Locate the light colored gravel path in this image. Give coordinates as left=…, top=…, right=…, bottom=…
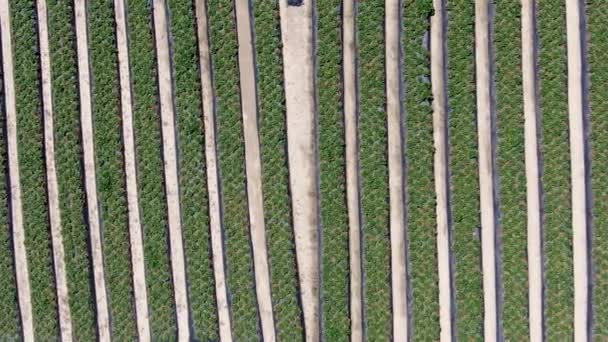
left=113, top=0, right=151, bottom=339
left=36, top=0, right=73, bottom=339
left=73, top=1, right=111, bottom=339
left=342, top=1, right=363, bottom=341
left=430, top=0, right=454, bottom=340
left=234, top=1, right=276, bottom=341
left=565, top=1, right=590, bottom=340
left=278, top=1, right=321, bottom=340
left=0, top=1, right=33, bottom=340
left=474, top=1, right=499, bottom=340
left=151, top=1, right=190, bottom=339
left=194, top=0, right=232, bottom=340
left=521, top=1, right=543, bottom=341
left=385, top=0, right=408, bottom=340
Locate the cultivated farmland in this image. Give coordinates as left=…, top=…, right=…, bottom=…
left=0, top=0, right=603, bottom=341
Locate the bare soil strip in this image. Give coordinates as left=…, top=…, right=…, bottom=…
left=474, top=0, right=499, bottom=340
left=0, top=0, right=34, bottom=339
left=73, top=1, right=111, bottom=339
left=234, top=1, right=276, bottom=340
left=278, top=1, right=321, bottom=340
left=343, top=0, right=363, bottom=340
left=431, top=0, right=454, bottom=340
left=565, top=1, right=590, bottom=340
left=194, top=0, right=233, bottom=340
left=36, top=0, right=73, bottom=339
left=521, top=1, right=543, bottom=340
left=385, top=0, right=408, bottom=339
left=150, top=1, right=190, bottom=339
left=113, top=0, right=151, bottom=339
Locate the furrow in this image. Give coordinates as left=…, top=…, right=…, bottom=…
left=430, top=0, right=455, bottom=339
left=474, top=0, right=500, bottom=340
left=385, top=0, right=408, bottom=340
left=565, top=1, right=590, bottom=340
left=342, top=0, right=363, bottom=340
left=521, top=1, right=543, bottom=340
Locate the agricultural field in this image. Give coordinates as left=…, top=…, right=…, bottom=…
left=0, top=0, right=603, bottom=341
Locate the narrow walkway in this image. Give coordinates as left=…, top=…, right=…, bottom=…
left=342, top=1, right=363, bottom=341
left=385, top=0, right=408, bottom=340
left=279, top=1, right=321, bottom=340
left=474, top=1, right=499, bottom=340
left=565, top=1, right=590, bottom=340
left=431, top=0, right=454, bottom=340
left=521, top=1, right=543, bottom=340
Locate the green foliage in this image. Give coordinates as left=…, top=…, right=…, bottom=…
left=89, top=0, right=136, bottom=338
left=403, top=1, right=439, bottom=339
left=48, top=0, right=97, bottom=338
left=0, top=14, right=20, bottom=339
left=254, top=1, right=304, bottom=340
left=589, top=0, right=608, bottom=339
left=168, top=0, right=219, bottom=339
left=494, top=1, right=528, bottom=339
left=11, top=0, right=58, bottom=338
left=127, top=0, right=176, bottom=338
left=446, top=0, right=483, bottom=339
left=537, top=1, right=573, bottom=339
left=358, top=0, right=392, bottom=338
left=207, top=1, right=260, bottom=339
left=317, top=0, right=350, bottom=340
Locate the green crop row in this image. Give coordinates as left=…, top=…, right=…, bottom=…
left=494, top=1, right=528, bottom=339
left=128, top=0, right=175, bottom=338
left=318, top=0, right=350, bottom=340
left=254, top=1, right=304, bottom=340
left=48, top=0, right=97, bottom=338
left=207, top=1, right=260, bottom=339
left=537, top=1, right=573, bottom=339
left=446, top=0, right=484, bottom=339
left=403, top=0, right=439, bottom=339
left=589, top=0, right=608, bottom=339
left=169, top=0, right=219, bottom=339
left=358, top=0, right=392, bottom=338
